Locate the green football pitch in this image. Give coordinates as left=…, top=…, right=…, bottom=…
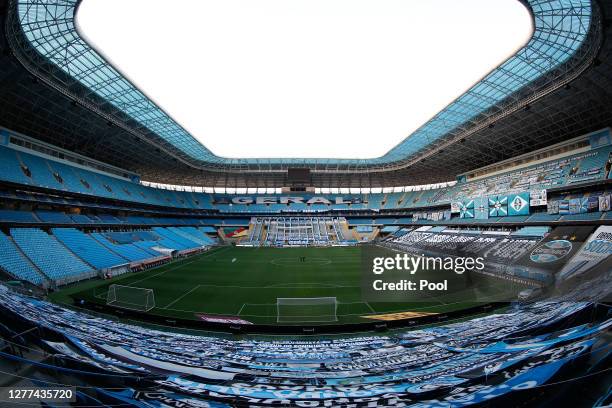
left=55, top=246, right=523, bottom=325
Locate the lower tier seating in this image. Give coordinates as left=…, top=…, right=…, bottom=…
left=52, top=228, right=128, bottom=269
left=0, top=274, right=608, bottom=407
left=0, top=231, right=46, bottom=285
left=1, top=226, right=216, bottom=286
left=10, top=228, right=94, bottom=283
left=90, top=233, right=155, bottom=262
left=247, top=217, right=351, bottom=246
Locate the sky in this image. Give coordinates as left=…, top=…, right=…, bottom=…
left=76, top=0, right=532, bottom=160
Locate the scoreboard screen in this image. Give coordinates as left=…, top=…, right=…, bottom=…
left=287, top=168, right=311, bottom=183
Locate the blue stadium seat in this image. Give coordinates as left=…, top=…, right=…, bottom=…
left=561, top=212, right=604, bottom=221
left=0, top=231, right=47, bottom=284
left=1, top=144, right=611, bottom=213
left=151, top=227, right=201, bottom=250
left=11, top=228, right=93, bottom=282
left=91, top=233, right=154, bottom=262
left=527, top=212, right=561, bottom=222
left=35, top=211, right=73, bottom=224
left=52, top=228, right=127, bottom=269
left=70, top=214, right=94, bottom=224
left=169, top=227, right=216, bottom=246
left=511, top=226, right=551, bottom=237
left=0, top=146, right=33, bottom=185
left=45, top=161, right=89, bottom=194
left=16, top=151, right=65, bottom=190
left=97, top=214, right=123, bottom=224
left=0, top=210, right=39, bottom=223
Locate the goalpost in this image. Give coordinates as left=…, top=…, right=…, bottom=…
left=106, top=284, right=156, bottom=312
left=276, top=297, right=338, bottom=323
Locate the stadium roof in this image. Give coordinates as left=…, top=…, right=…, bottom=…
left=0, top=0, right=611, bottom=188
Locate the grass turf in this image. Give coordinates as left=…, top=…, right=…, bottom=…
left=52, top=246, right=523, bottom=325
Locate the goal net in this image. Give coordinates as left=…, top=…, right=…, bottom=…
left=106, top=284, right=155, bottom=312
left=276, top=297, right=338, bottom=323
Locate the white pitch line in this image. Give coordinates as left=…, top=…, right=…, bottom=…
left=162, top=284, right=201, bottom=309
left=365, top=302, right=376, bottom=313
left=237, top=303, right=247, bottom=316
left=125, top=247, right=230, bottom=287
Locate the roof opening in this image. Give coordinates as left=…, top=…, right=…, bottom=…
left=77, top=0, right=532, bottom=159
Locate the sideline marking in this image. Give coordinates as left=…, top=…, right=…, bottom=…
left=123, top=247, right=231, bottom=287
left=162, top=284, right=202, bottom=309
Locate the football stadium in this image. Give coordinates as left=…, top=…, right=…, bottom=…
left=0, top=0, right=611, bottom=406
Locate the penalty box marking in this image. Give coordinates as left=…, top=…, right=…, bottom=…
left=93, top=247, right=232, bottom=299
left=162, top=284, right=202, bottom=310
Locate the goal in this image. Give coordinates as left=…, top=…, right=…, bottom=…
left=106, top=284, right=155, bottom=312
left=276, top=297, right=338, bottom=323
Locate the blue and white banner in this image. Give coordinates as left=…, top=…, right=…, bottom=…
left=512, top=226, right=595, bottom=278
left=443, top=321, right=609, bottom=354
left=547, top=200, right=559, bottom=215
left=474, top=197, right=489, bottom=220
left=488, top=195, right=508, bottom=217
left=456, top=348, right=544, bottom=379
left=411, top=338, right=594, bottom=408
left=587, top=196, right=600, bottom=212
left=43, top=340, right=132, bottom=374
left=579, top=198, right=589, bottom=213
left=459, top=199, right=474, bottom=219
left=65, top=336, right=147, bottom=372
left=508, top=192, right=530, bottom=216
left=569, top=198, right=582, bottom=214
left=599, top=194, right=611, bottom=211
left=96, top=388, right=232, bottom=408
left=558, top=226, right=612, bottom=281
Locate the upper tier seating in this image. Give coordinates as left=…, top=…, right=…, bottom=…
left=511, top=226, right=551, bottom=237
left=0, top=142, right=610, bottom=213
left=0, top=146, right=32, bottom=185
left=70, top=214, right=94, bottom=223
left=449, top=146, right=612, bottom=202
left=96, top=214, right=122, bottom=224
left=0, top=210, right=39, bottom=223
left=35, top=210, right=73, bottom=224
left=10, top=228, right=94, bottom=283
left=561, top=212, right=604, bottom=221
left=527, top=212, right=562, bottom=222
left=16, top=150, right=65, bottom=190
